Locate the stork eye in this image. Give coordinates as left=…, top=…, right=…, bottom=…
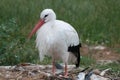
left=44, top=14, right=48, bottom=18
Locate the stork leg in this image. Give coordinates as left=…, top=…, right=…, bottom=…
left=52, top=59, right=55, bottom=75
left=64, top=63, right=68, bottom=77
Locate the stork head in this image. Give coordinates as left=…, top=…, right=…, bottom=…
left=40, top=9, right=56, bottom=22
left=28, top=9, right=56, bottom=39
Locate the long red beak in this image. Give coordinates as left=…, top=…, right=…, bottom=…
left=28, top=19, right=45, bottom=39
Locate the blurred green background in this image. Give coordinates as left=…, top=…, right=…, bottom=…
left=0, top=0, right=120, bottom=65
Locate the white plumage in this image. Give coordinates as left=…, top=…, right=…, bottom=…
left=28, top=9, right=81, bottom=77
left=36, top=20, right=79, bottom=61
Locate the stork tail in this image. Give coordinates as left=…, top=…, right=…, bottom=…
left=68, top=43, right=81, bottom=68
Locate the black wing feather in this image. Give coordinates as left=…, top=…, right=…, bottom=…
left=68, top=43, right=81, bottom=68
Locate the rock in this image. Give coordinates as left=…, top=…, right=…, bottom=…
left=89, top=45, right=106, bottom=50
left=93, top=69, right=101, bottom=75
left=77, top=72, right=85, bottom=80
left=90, top=74, right=110, bottom=80
left=100, top=68, right=111, bottom=76
left=97, top=60, right=115, bottom=65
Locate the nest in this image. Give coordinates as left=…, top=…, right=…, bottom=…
left=0, top=63, right=119, bottom=80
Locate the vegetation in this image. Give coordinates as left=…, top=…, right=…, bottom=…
left=0, top=0, right=120, bottom=66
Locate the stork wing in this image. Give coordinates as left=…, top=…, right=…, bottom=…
left=55, top=20, right=81, bottom=68
left=55, top=20, right=80, bottom=47
left=64, top=27, right=79, bottom=47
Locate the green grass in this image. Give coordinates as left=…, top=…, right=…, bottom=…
left=81, top=56, right=120, bottom=77
left=96, top=62, right=120, bottom=72
left=95, top=62, right=120, bottom=77
left=0, top=0, right=120, bottom=66
left=80, top=56, right=95, bottom=67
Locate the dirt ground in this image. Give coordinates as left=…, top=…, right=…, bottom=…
left=81, top=44, right=120, bottom=61
left=0, top=45, right=120, bottom=80
left=0, top=64, right=118, bottom=80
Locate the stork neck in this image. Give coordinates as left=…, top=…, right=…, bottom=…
left=47, top=20, right=55, bottom=26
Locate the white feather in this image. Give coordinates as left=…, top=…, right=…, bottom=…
left=36, top=20, right=79, bottom=63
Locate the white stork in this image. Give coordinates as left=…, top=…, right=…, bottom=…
left=28, top=9, right=81, bottom=77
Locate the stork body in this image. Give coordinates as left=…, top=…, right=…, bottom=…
left=28, top=9, right=81, bottom=77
